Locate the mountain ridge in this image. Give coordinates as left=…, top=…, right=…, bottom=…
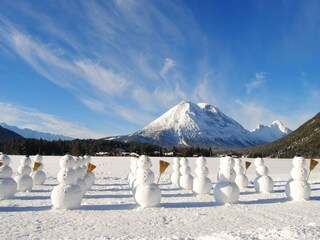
left=1, top=123, right=73, bottom=141
left=106, top=101, right=291, bottom=148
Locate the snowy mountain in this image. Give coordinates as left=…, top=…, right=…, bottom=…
left=1, top=123, right=73, bottom=141
left=107, top=101, right=284, bottom=148
left=0, top=126, right=23, bottom=140
left=250, top=120, right=292, bottom=144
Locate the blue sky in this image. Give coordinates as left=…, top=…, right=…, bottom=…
left=1, top=0, right=320, bottom=139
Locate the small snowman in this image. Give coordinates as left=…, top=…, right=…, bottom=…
left=253, top=157, right=274, bottom=193
left=214, top=156, right=240, bottom=204
left=234, top=158, right=249, bottom=189
left=14, top=155, right=33, bottom=192
left=179, top=157, right=193, bottom=190
left=51, top=153, right=83, bottom=210
left=30, top=154, right=46, bottom=185
left=0, top=154, right=17, bottom=199
left=170, top=157, right=180, bottom=187
left=193, top=156, right=212, bottom=195
left=134, top=155, right=161, bottom=208
left=73, top=156, right=87, bottom=196
left=128, top=156, right=138, bottom=190
left=83, top=154, right=95, bottom=190
left=285, top=155, right=311, bottom=201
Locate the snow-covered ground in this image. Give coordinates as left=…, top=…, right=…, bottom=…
left=1, top=156, right=320, bottom=239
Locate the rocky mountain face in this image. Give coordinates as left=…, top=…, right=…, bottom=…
left=106, top=101, right=291, bottom=148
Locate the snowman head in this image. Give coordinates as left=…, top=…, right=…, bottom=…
left=220, top=156, right=235, bottom=169
left=137, top=155, right=152, bottom=170
left=173, top=157, right=180, bottom=165
left=254, top=157, right=264, bottom=167
left=292, top=156, right=306, bottom=167
left=180, top=157, right=189, bottom=166
left=196, top=156, right=207, bottom=166
left=21, top=156, right=31, bottom=166
left=34, top=154, right=43, bottom=163
left=84, top=154, right=91, bottom=164
left=60, top=153, right=76, bottom=169
left=0, top=154, right=10, bottom=165
left=234, top=158, right=242, bottom=166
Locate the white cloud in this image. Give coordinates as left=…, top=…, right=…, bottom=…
left=0, top=101, right=107, bottom=138
left=160, top=58, right=175, bottom=79
left=245, top=72, right=267, bottom=93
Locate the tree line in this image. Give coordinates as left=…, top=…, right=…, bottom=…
left=0, top=138, right=218, bottom=157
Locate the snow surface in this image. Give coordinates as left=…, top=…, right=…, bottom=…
left=1, top=155, right=320, bottom=239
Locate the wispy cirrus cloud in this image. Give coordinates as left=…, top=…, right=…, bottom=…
left=160, top=58, right=176, bottom=79
left=0, top=101, right=107, bottom=138
left=245, top=72, right=267, bottom=93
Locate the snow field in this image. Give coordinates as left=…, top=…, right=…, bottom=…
left=0, top=156, right=320, bottom=239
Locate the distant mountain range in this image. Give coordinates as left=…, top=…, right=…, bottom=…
left=239, top=112, right=320, bottom=158
left=1, top=123, right=73, bottom=141
left=0, top=126, right=23, bottom=140
left=106, top=101, right=291, bottom=148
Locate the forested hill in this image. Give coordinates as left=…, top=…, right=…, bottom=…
left=0, top=126, right=23, bottom=140
left=239, top=112, right=320, bottom=158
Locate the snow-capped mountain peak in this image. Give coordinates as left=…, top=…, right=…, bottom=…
left=251, top=120, right=292, bottom=144
left=105, top=101, right=292, bottom=148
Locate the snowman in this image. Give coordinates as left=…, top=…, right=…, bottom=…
left=193, top=156, right=212, bottom=195
left=253, top=157, right=274, bottom=193
left=128, top=156, right=139, bottom=190
left=214, top=155, right=240, bottom=204
left=83, top=154, right=95, bottom=190
left=30, top=154, right=46, bottom=185
left=73, top=156, right=87, bottom=196
left=14, top=155, right=33, bottom=192
left=234, top=158, right=249, bottom=189
left=0, top=154, right=17, bottom=199
left=170, top=157, right=180, bottom=187
left=134, top=155, right=161, bottom=208
left=285, top=155, right=311, bottom=201
left=51, top=153, right=83, bottom=210
left=179, top=157, right=193, bottom=190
